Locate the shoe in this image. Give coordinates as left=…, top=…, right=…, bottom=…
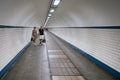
left=33, top=43, right=37, bottom=46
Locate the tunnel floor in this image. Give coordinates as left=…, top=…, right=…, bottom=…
left=1, top=31, right=118, bottom=80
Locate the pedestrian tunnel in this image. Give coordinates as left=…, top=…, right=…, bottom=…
left=0, top=0, right=120, bottom=80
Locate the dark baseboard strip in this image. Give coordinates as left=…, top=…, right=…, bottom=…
left=0, top=25, right=32, bottom=28
left=48, top=26, right=120, bottom=29
left=0, top=42, right=31, bottom=79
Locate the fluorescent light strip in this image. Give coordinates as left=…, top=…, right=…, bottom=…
left=53, top=0, right=60, bottom=5
left=44, top=0, right=61, bottom=27
left=48, top=14, right=52, bottom=16
left=48, top=17, right=50, bottom=19
left=44, top=17, right=50, bottom=27
left=50, top=9, right=55, bottom=13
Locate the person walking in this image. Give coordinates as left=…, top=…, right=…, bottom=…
left=32, top=27, right=37, bottom=46
left=39, top=26, right=44, bottom=45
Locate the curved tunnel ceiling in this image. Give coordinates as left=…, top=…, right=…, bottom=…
left=0, top=0, right=50, bottom=27
left=47, top=0, right=120, bottom=27
left=0, top=0, right=120, bottom=27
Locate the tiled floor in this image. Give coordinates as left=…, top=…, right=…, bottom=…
left=52, top=76, right=85, bottom=80
left=1, top=31, right=118, bottom=80
left=46, top=31, right=118, bottom=80
left=46, top=32, right=85, bottom=79
left=48, top=49, right=81, bottom=76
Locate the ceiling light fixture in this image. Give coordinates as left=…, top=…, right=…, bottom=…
left=50, top=9, right=55, bottom=13
left=53, top=0, right=60, bottom=6
left=48, top=14, right=52, bottom=17
left=43, top=0, right=61, bottom=27
left=48, top=17, right=50, bottom=19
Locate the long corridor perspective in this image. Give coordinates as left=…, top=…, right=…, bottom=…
left=1, top=31, right=118, bottom=80
left=0, top=0, right=120, bottom=80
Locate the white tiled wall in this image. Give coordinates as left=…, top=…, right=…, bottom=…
left=0, top=28, right=32, bottom=71
left=49, top=28, right=120, bottom=72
